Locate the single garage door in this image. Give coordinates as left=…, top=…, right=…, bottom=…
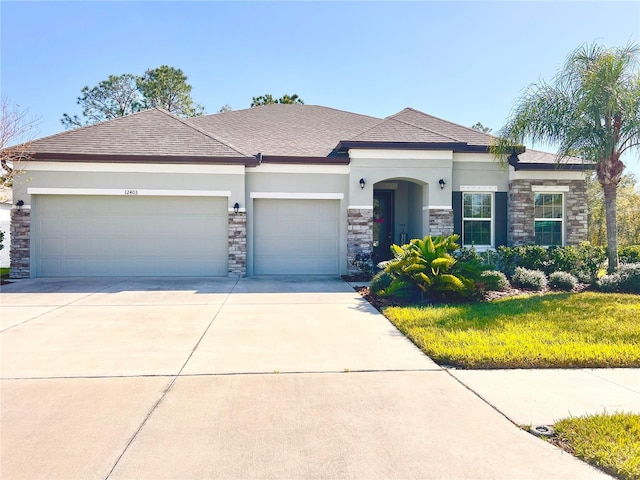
left=32, top=195, right=228, bottom=276
left=254, top=199, right=339, bottom=275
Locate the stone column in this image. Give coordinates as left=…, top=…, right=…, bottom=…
left=228, top=212, right=246, bottom=277
left=508, top=180, right=535, bottom=245
left=10, top=208, right=30, bottom=279
left=428, top=208, right=454, bottom=237
left=347, top=208, right=373, bottom=275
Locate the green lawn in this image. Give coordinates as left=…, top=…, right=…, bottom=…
left=0, top=267, right=9, bottom=277
left=383, top=292, right=640, bottom=369
left=553, top=412, right=640, bottom=480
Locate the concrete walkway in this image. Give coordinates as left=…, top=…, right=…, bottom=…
left=0, top=276, right=623, bottom=479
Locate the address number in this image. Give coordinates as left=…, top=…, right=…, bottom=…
left=124, top=189, right=138, bottom=195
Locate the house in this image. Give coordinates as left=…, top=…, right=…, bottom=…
left=9, top=105, right=590, bottom=279
left=1, top=187, right=12, bottom=268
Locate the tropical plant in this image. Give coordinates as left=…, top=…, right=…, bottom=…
left=378, top=234, right=485, bottom=300
left=492, top=42, right=640, bottom=273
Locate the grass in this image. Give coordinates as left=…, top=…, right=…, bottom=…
left=0, top=267, right=9, bottom=277
left=383, top=292, right=640, bottom=369
left=553, top=412, right=640, bottom=480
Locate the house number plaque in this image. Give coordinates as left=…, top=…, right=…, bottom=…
left=124, top=189, right=139, bottom=195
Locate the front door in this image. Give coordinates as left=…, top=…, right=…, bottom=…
left=373, top=190, right=394, bottom=262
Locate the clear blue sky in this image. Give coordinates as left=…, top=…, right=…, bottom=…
left=2, top=1, right=639, bottom=175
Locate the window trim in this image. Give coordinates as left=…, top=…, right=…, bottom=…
left=533, top=191, right=565, bottom=246
left=461, top=191, right=494, bottom=248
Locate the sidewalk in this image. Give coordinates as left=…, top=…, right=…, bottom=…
left=448, top=367, right=640, bottom=426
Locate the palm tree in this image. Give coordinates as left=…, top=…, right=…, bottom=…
left=492, top=43, right=640, bottom=272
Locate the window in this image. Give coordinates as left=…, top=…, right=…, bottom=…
left=462, top=192, right=493, bottom=246
left=534, top=193, right=563, bottom=246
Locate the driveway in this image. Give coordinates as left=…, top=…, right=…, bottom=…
left=1, top=277, right=608, bottom=479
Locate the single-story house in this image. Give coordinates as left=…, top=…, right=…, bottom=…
left=9, top=105, right=590, bottom=278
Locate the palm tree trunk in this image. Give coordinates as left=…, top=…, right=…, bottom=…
left=602, top=183, right=619, bottom=273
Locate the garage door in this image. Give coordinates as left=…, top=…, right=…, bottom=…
left=32, top=195, right=228, bottom=276
left=254, top=199, right=339, bottom=274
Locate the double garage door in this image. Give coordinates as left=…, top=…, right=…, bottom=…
left=32, top=195, right=228, bottom=277
left=31, top=196, right=340, bottom=277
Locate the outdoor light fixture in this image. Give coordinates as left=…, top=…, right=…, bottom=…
left=439, top=179, right=446, bottom=190
left=359, top=178, right=366, bottom=189
left=233, top=202, right=240, bottom=214
left=15, top=200, right=24, bottom=210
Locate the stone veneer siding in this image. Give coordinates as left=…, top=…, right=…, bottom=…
left=508, top=179, right=588, bottom=246
left=429, top=208, right=454, bottom=237
left=228, top=212, right=246, bottom=277
left=10, top=208, right=30, bottom=279
left=347, top=208, right=373, bottom=275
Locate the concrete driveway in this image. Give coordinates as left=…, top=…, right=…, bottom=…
left=1, top=277, right=608, bottom=479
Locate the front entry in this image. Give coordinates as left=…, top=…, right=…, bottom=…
left=373, top=190, right=394, bottom=262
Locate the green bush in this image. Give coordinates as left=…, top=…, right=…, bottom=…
left=495, top=243, right=606, bottom=283
left=478, top=270, right=509, bottom=292
left=549, top=271, right=578, bottom=291
left=619, top=246, right=640, bottom=264
left=598, top=263, right=640, bottom=294
left=379, top=234, right=485, bottom=301
left=369, top=271, right=392, bottom=295
left=511, top=267, right=548, bottom=291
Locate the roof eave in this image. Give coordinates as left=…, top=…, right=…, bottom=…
left=28, top=152, right=259, bottom=166
left=336, top=141, right=496, bottom=153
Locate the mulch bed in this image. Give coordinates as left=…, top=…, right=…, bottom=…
left=351, top=282, right=591, bottom=312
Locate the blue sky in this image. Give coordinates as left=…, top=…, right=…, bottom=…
left=2, top=1, right=639, bottom=175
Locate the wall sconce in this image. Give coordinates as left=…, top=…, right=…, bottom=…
left=15, top=200, right=24, bottom=210
left=359, top=178, right=366, bottom=189
left=438, top=179, right=446, bottom=190
left=233, top=202, right=240, bottom=214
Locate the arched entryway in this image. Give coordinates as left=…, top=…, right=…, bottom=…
left=372, top=179, right=425, bottom=262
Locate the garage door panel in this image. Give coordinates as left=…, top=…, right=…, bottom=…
left=254, top=199, right=339, bottom=275
left=33, top=195, right=228, bottom=277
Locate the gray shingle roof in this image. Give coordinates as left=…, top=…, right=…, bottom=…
left=382, top=108, right=495, bottom=146
left=29, top=108, right=249, bottom=157
left=189, top=104, right=381, bottom=157
left=23, top=104, right=583, bottom=168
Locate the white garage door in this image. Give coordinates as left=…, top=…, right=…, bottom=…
left=254, top=199, right=339, bottom=275
left=32, top=195, right=228, bottom=276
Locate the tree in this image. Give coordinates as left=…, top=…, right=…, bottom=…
left=137, top=65, right=204, bottom=117
left=218, top=104, right=232, bottom=113
left=1, top=94, right=39, bottom=190
left=251, top=93, right=304, bottom=107
left=61, top=66, right=204, bottom=128
left=61, top=74, right=142, bottom=129
left=588, top=172, right=640, bottom=246
left=492, top=43, right=640, bottom=272
left=471, top=122, right=492, bottom=133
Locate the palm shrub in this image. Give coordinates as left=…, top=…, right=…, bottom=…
left=377, top=234, right=485, bottom=301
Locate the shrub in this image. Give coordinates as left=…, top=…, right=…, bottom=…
left=369, top=271, right=392, bottom=295
left=547, top=245, right=580, bottom=275
left=549, top=271, right=578, bottom=291
left=619, top=245, right=640, bottom=264
left=577, top=242, right=607, bottom=282
left=379, top=234, right=485, bottom=301
left=598, top=263, right=640, bottom=294
left=511, top=267, right=548, bottom=291
left=478, top=270, right=509, bottom=292
left=351, top=251, right=376, bottom=278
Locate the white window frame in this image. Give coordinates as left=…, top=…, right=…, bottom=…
left=533, top=191, right=565, bottom=246
left=462, top=191, right=494, bottom=248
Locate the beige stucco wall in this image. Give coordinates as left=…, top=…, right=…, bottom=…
left=14, top=162, right=246, bottom=209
